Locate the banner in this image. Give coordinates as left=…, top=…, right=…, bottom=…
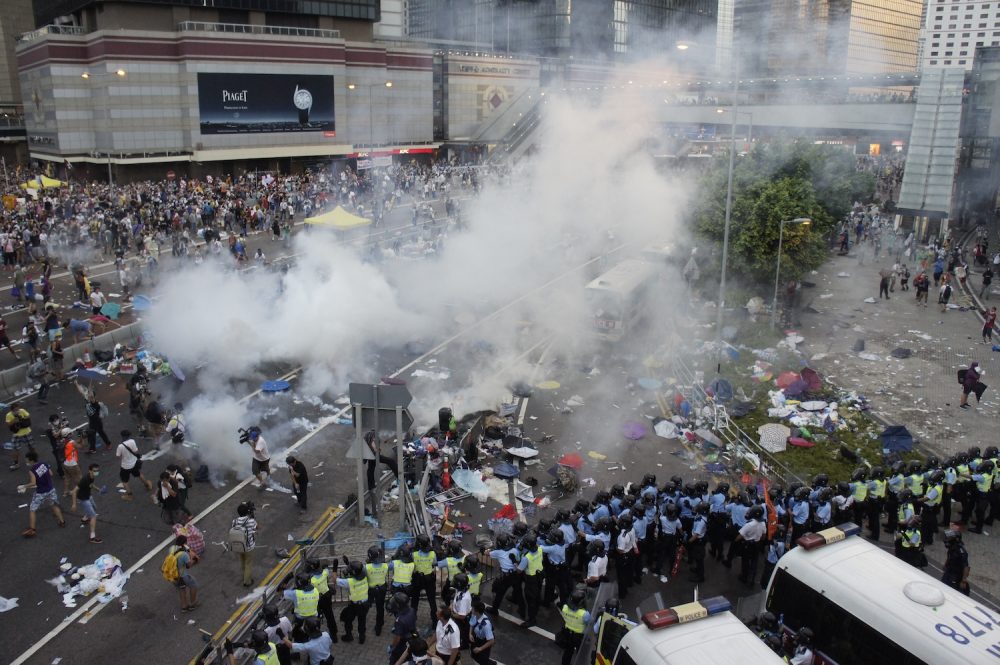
left=197, top=73, right=335, bottom=135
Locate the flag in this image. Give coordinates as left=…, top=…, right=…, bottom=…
left=762, top=478, right=778, bottom=539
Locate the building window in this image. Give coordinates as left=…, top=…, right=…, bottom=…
left=932, top=51, right=939, bottom=55
left=978, top=41, right=984, bottom=46
left=946, top=50, right=953, bottom=54
left=961, top=50, right=968, bottom=54
left=959, top=59, right=966, bottom=64
left=945, top=59, right=952, bottom=63
left=930, top=59, right=939, bottom=64
left=936, top=6, right=944, bottom=10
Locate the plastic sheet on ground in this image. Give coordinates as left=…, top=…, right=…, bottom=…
left=452, top=469, right=489, bottom=502
left=653, top=420, right=679, bottom=439
left=0, top=596, right=18, bottom=612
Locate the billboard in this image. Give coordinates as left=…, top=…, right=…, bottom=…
left=197, top=73, right=335, bottom=135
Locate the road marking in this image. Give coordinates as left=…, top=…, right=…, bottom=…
left=496, top=609, right=556, bottom=641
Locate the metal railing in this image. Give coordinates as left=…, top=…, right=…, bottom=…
left=0, top=115, right=25, bottom=130
left=17, top=24, right=85, bottom=43
left=177, top=21, right=341, bottom=40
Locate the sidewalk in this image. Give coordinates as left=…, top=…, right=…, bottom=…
left=795, top=247, right=1000, bottom=602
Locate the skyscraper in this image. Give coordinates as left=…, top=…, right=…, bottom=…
left=919, top=0, right=1000, bottom=70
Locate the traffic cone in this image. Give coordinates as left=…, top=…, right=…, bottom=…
left=442, top=457, right=452, bottom=490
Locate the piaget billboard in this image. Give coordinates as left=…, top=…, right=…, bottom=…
left=197, top=73, right=336, bottom=135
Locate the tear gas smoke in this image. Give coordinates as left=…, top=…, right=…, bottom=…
left=146, top=90, right=695, bottom=470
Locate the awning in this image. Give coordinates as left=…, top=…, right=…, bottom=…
left=304, top=205, right=372, bottom=230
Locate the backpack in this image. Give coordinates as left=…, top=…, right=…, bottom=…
left=161, top=549, right=181, bottom=583
left=228, top=521, right=251, bottom=553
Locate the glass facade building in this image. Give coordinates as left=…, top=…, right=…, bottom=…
left=35, top=0, right=380, bottom=26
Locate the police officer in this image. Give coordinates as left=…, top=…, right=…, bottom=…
left=955, top=452, right=974, bottom=524
left=812, top=488, right=833, bottom=530
left=387, top=591, right=416, bottom=665
left=333, top=560, right=369, bottom=643
left=790, top=486, right=811, bottom=544
left=632, top=495, right=656, bottom=577
left=970, top=460, right=995, bottom=533
left=907, top=460, right=926, bottom=501
left=389, top=543, right=416, bottom=610
left=760, top=525, right=786, bottom=589
left=364, top=546, right=389, bottom=636
left=849, top=467, right=869, bottom=527
left=411, top=534, right=438, bottom=626
left=469, top=599, right=495, bottom=665
left=277, top=616, right=334, bottom=665
left=733, top=505, right=765, bottom=586
left=225, top=630, right=278, bottom=665
left=941, top=529, right=971, bottom=595
left=867, top=467, right=887, bottom=540
left=688, top=503, right=708, bottom=583
left=918, top=470, right=944, bottom=546
left=304, top=558, right=338, bottom=643
left=897, top=515, right=925, bottom=568
left=540, top=527, right=570, bottom=606
left=723, top=493, right=750, bottom=566
left=656, top=503, right=683, bottom=581
left=614, top=513, right=637, bottom=598
left=558, top=588, right=591, bottom=665
left=706, top=482, right=729, bottom=561
left=438, top=539, right=466, bottom=602
left=789, top=627, right=816, bottom=665
left=462, top=556, right=485, bottom=601
left=450, top=572, right=473, bottom=649
left=281, top=572, right=319, bottom=640
left=885, top=461, right=907, bottom=533
left=517, top=532, right=544, bottom=626
left=488, top=533, right=526, bottom=618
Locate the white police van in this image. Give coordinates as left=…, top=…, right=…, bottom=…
left=765, top=522, right=1000, bottom=665
left=594, top=596, right=786, bottom=665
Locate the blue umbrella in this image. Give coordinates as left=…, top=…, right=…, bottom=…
left=169, top=359, right=186, bottom=382
left=262, top=379, right=290, bottom=393
left=132, top=295, right=152, bottom=311
left=76, top=368, right=108, bottom=382
left=100, top=302, right=121, bottom=320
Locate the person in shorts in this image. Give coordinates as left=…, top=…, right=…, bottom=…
left=6, top=405, right=33, bottom=471
left=170, top=534, right=200, bottom=612
left=71, top=463, right=102, bottom=543
left=0, top=318, right=20, bottom=360
left=249, top=428, right=271, bottom=488
left=116, top=429, right=153, bottom=500
left=21, top=450, right=65, bottom=537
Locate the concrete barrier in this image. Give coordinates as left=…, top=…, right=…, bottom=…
left=0, top=320, right=145, bottom=400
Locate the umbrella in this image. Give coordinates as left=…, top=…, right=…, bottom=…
left=76, top=368, right=108, bottom=382
left=784, top=378, right=810, bottom=396
left=558, top=452, right=584, bottom=469
left=262, top=379, right=290, bottom=393
left=775, top=371, right=801, bottom=389
left=100, top=302, right=121, bottom=320
left=169, top=359, right=186, bottom=382
left=622, top=422, right=647, bottom=440
left=132, top=295, right=152, bottom=311
left=654, top=420, right=679, bottom=439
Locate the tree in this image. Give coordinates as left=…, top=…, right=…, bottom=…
left=692, top=140, right=874, bottom=284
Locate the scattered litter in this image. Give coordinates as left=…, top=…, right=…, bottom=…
left=890, top=348, right=913, bottom=359
left=863, top=297, right=876, bottom=303
left=0, top=596, right=18, bottom=612
left=587, top=451, right=607, bottom=461
left=565, top=395, right=585, bottom=407
left=858, top=353, right=881, bottom=361
left=837, top=272, right=851, bottom=277
left=819, top=293, right=834, bottom=299
left=535, top=380, right=561, bottom=390
left=412, top=369, right=451, bottom=380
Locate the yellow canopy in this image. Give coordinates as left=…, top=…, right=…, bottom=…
left=19, top=175, right=63, bottom=189
left=304, top=206, right=372, bottom=230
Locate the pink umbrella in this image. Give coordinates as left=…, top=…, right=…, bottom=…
left=775, top=371, right=802, bottom=389
left=623, top=422, right=647, bottom=440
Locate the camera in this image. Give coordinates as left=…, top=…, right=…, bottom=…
left=238, top=426, right=260, bottom=445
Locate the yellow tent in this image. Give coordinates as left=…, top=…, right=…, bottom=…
left=304, top=205, right=372, bottom=230
left=19, top=175, right=64, bottom=189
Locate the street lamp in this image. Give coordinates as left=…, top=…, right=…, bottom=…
left=771, top=218, right=811, bottom=329
left=716, top=107, right=753, bottom=145
left=347, top=81, right=393, bottom=147
left=81, top=68, right=127, bottom=185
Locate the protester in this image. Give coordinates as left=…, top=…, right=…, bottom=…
left=70, top=463, right=103, bottom=543
left=163, top=534, right=200, bottom=612
left=20, top=450, right=65, bottom=537
left=6, top=405, right=33, bottom=471
left=231, top=502, right=258, bottom=587
left=286, top=455, right=308, bottom=512
left=116, top=429, right=153, bottom=499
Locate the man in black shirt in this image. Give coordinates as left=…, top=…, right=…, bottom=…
left=286, top=455, right=308, bottom=512
left=942, top=530, right=970, bottom=595
left=71, top=463, right=102, bottom=543
left=388, top=591, right=417, bottom=665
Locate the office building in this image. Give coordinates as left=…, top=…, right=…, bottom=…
left=919, top=0, right=1000, bottom=70
left=734, top=0, right=923, bottom=78
left=0, top=0, right=34, bottom=162
left=954, top=46, right=1000, bottom=225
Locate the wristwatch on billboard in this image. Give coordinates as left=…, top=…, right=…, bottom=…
left=293, top=85, right=313, bottom=124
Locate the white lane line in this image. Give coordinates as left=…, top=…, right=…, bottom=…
left=517, top=398, right=530, bottom=426
left=496, top=609, right=556, bottom=641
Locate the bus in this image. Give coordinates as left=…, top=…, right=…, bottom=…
left=594, top=596, right=787, bottom=665
left=765, top=523, right=1000, bottom=665
left=584, top=258, right=661, bottom=341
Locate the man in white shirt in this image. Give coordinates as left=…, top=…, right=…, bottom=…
left=734, top=506, right=766, bottom=587
left=116, top=430, right=152, bottom=500
left=248, top=428, right=270, bottom=488
left=434, top=607, right=461, bottom=665
left=585, top=541, right=608, bottom=587
left=449, top=573, right=472, bottom=650
left=89, top=286, right=106, bottom=315
left=614, top=515, right=638, bottom=598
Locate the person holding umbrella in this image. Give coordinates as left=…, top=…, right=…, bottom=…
left=959, top=362, right=986, bottom=409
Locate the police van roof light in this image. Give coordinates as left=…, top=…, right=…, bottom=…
left=796, top=522, right=862, bottom=550
left=641, top=596, right=731, bottom=630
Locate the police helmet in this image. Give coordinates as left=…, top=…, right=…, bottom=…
left=870, top=466, right=885, bottom=480
left=985, top=446, right=999, bottom=460
left=837, top=481, right=851, bottom=496
left=642, top=493, right=656, bottom=506
left=587, top=540, right=606, bottom=558
left=463, top=557, right=480, bottom=574
left=642, top=473, right=657, bottom=487
left=368, top=545, right=385, bottom=563
left=537, top=519, right=553, bottom=536
left=818, top=487, right=834, bottom=502
left=899, top=488, right=914, bottom=502
left=303, top=617, right=322, bottom=639
left=604, top=598, right=620, bottom=615
left=295, top=572, right=312, bottom=589
left=388, top=591, right=410, bottom=614
left=249, top=630, right=270, bottom=652
left=943, top=529, right=962, bottom=545
left=555, top=509, right=572, bottom=523
left=747, top=505, right=765, bottom=521
left=696, top=480, right=709, bottom=494
left=788, top=481, right=804, bottom=497
left=797, top=627, right=815, bottom=646
left=594, top=517, right=611, bottom=533
left=521, top=533, right=538, bottom=551
left=926, top=455, right=941, bottom=469
left=349, top=560, right=365, bottom=579
left=611, top=484, right=626, bottom=497
left=453, top=573, right=470, bottom=591
left=929, top=469, right=945, bottom=483
left=661, top=480, right=677, bottom=494
left=665, top=504, right=680, bottom=520
left=574, top=499, right=592, bottom=515
left=715, top=482, right=731, bottom=496
left=851, top=467, right=867, bottom=482
left=955, top=452, right=969, bottom=464
left=794, top=486, right=811, bottom=501
left=262, top=603, right=280, bottom=624
left=980, top=460, right=995, bottom=473
left=496, top=533, right=515, bottom=550
left=447, top=540, right=463, bottom=557
left=695, top=502, right=709, bottom=515
left=745, top=484, right=758, bottom=498
left=890, top=460, right=906, bottom=475
left=907, top=460, right=924, bottom=475
left=570, top=587, right=587, bottom=608
left=759, top=611, right=778, bottom=631
left=618, top=515, right=633, bottom=531
left=969, top=446, right=982, bottom=459
left=415, top=534, right=432, bottom=551
left=670, top=475, right=683, bottom=487
left=595, top=490, right=611, bottom=505
left=512, top=522, right=529, bottom=538
left=304, top=556, right=321, bottom=572
left=736, top=492, right=751, bottom=507
left=812, top=473, right=829, bottom=488
left=547, top=528, right=565, bottom=545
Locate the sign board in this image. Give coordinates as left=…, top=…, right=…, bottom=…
left=346, top=382, right=414, bottom=459
left=357, top=155, right=393, bottom=170
left=197, top=73, right=336, bottom=135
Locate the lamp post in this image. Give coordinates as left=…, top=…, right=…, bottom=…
left=81, top=68, right=126, bottom=186
left=771, top=218, right=812, bottom=329
left=716, top=107, right=753, bottom=145
left=347, top=81, right=393, bottom=147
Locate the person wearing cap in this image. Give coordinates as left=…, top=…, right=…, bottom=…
left=468, top=599, right=495, bottom=665
left=277, top=616, right=333, bottom=665
left=942, top=529, right=970, bottom=595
